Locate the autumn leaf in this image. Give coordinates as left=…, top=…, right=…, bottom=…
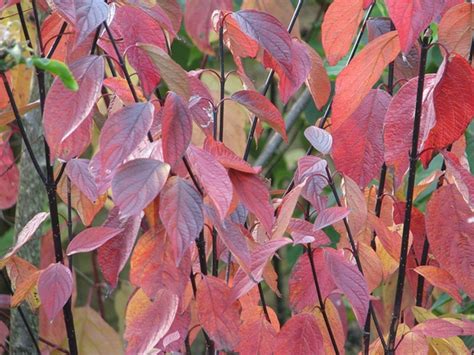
left=38, top=263, right=73, bottom=321
left=66, top=227, right=123, bottom=256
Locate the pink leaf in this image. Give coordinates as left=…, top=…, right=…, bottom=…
left=66, top=227, right=123, bottom=256
left=97, top=207, right=141, bottom=288
left=0, top=141, right=19, bottom=209
left=231, top=90, right=287, bottom=141
left=43, top=55, right=104, bottom=160
left=333, top=89, right=391, bottom=188
left=4, top=212, right=49, bottom=259
left=38, top=263, right=73, bottom=321
left=304, top=126, right=333, bottom=154
left=186, top=145, right=233, bottom=220
left=162, top=92, right=193, bottom=168
left=413, top=319, right=465, bottom=338
left=443, top=151, right=474, bottom=206
left=228, top=170, right=274, bottom=234
left=112, top=158, right=170, bottom=218
left=230, top=10, right=292, bottom=76
left=314, top=207, right=350, bottom=231
left=65, top=158, right=98, bottom=202
left=74, top=0, right=109, bottom=45
left=274, top=313, right=324, bottom=355
left=90, top=102, right=155, bottom=193
left=159, top=177, right=204, bottom=263
left=324, top=248, right=370, bottom=327
left=288, top=218, right=330, bottom=246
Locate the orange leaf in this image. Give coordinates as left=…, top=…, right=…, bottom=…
left=413, top=266, right=463, bottom=304
left=439, top=3, right=473, bottom=59
left=331, top=31, right=400, bottom=127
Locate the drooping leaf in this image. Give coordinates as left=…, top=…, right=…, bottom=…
left=161, top=92, right=193, bottom=168
left=331, top=31, right=400, bottom=126
left=342, top=175, right=368, bottom=236
left=230, top=10, right=293, bottom=76
left=228, top=170, right=274, bottom=234
left=288, top=248, right=336, bottom=312
left=231, top=90, right=287, bottom=141
left=43, top=55, right=103, bottom=160
left=272, top=183, right=304, bottom=240
left=413, top=266, right=463, bottom=304
left=186, top=145, right=233, bottom=220
left=90, top=102, right=155, bottom=193
left=438, top=3, right=473, bottom=59
left=74, top=0, right=109, bottom=45
left=97, top=208, right=141, bottom=288
left=324, top=248, right=370, bottom=327
left=124, top=288, right=179, bottom=355
left=3, top=212, right=49, bottom=259
left=66, top=227, right=123, bottom=256
left=197, top=276, right=241, bottom=350
left=304, top=126, right=332, bottom=155
left=425, top=184, right=474, bottom=298
left=38, top=262, right=73, bottom=321
left=333, top=89, right=391, bottom=188
left=423, top=54, right=474, bottom=152
left=184, top=0, right=233, bottom=54
left=138, top=44, right=190, bottom=100
left=314, top=207, right=350, bottom=231
left=159, top=176, right=204, bottom=263
left=443, top=151, right=474, bottom=206
left=112, top=158, right=170, bottom=218
left=321, top=0, right=364, bottom=65
left=65, top=158, right=98, bottom=202
left=274, top=313, right=324, bottom=355
left=304, top=42, right=331, bottom=110
left=386, top=0, right=443, bottom=53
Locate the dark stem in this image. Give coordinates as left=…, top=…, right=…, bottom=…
left=211, top=229, right=218, bottom=277
left=66, top=177, right=73, bottom=270
left=307, top=244, right=340, bottom=354
left=242, top=0, right=304, bottom=161
left=386, top=37, right=430, bottom=353
left=218, top=24, right=226, bottom=142
left=257, top=283, right=271, bottom=323
left=46, top=22, right=68, bottom=59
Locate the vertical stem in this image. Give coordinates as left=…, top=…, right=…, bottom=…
left=387, top=37, right=430, bottom=353
left=307, top=244, right=340, bottom=354
left=258, top=283, right=271, bottom=323
left=92, top=252, right=106, bottom=318
left=218, top=24, right=226, bottom=142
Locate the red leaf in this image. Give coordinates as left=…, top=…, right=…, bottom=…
left=66, top=226, right=123, bottom=256
left=304, top=42, right=331, bottom=110
left=383, top=75, right=438, bottom=186
left=331, top=31, right=400, bottom=126
left=99, top=6, right=166, bottom=96
left=324, top=248, right=370, bottom=327
left=186, top=145, right=233, bottom=220
left=231, top=90, right=287, bottom=141
left=43, top=55, right=103, bottom=160
left=184, top=0, right=233, bottom=54
left=55, top=113, right=93, bottom=162
left=130, top=230, right=192, bottom=299
left=288, top=219, right=330, bottom=246
left=74, top=0, right=109, bottom=45
left=228, top=170, right=274, bottom=234
left=342, top=175, right=368, bottom=236
left=230, top=10, right=293, bottom=76
left=112, top=158, right=170, bottom=218
left=289, top=248, right=336, bottom=312
left=4, top=212, right=49, bottom=259
left=322, top=0, right=364, bottom=65
left=304, top=126, right=332, bottom=154
left=413, top=266, right=462, bottom=304
left=0, top=141, right=19, bottom=209
left=333, top=89, right=391, bottom=188
left=443, top=151, right=474, bottom=206
left=65, top=158, right=98, bottom=202
left=413, top=319, right=464, bottom=338
left=38, top=263, right=73, bottom=321
left=424, top=54, right=474, bottom=151
left=203, top=137, right=259, bottom=174
left=237, top=312, right=277, bottom=355
left=426, top=184, right=474, bottom=298
left=272, top=182, right=304, bottom=239
left=396, top=331, right=428, bottom=354
left=197, top=276, right=241, bottom=350
left=162, top=92, right=193, bottom=168
left=97, top=207, right=141, bottom=288
left=90, top=102, right=155, bottom=192
left=104, top=77, right=145, bottom=105
left=124, top=288, right=179, bottom=355
left=274, top=313, right=324, bottom=355
left=138, top=44, right=190, bottom=100
left=386, top=0, right=443, bottom=53
left=314, top=207, right=350, bottom=231
left=159, top=176, right=204, bottom=263
left=439, top=3, right=472, bottom=59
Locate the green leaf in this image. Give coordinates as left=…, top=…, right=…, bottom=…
left=30, top=57, right=78, bottom=91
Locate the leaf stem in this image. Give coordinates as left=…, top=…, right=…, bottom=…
left=386, top=36, right=430, bottom=353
